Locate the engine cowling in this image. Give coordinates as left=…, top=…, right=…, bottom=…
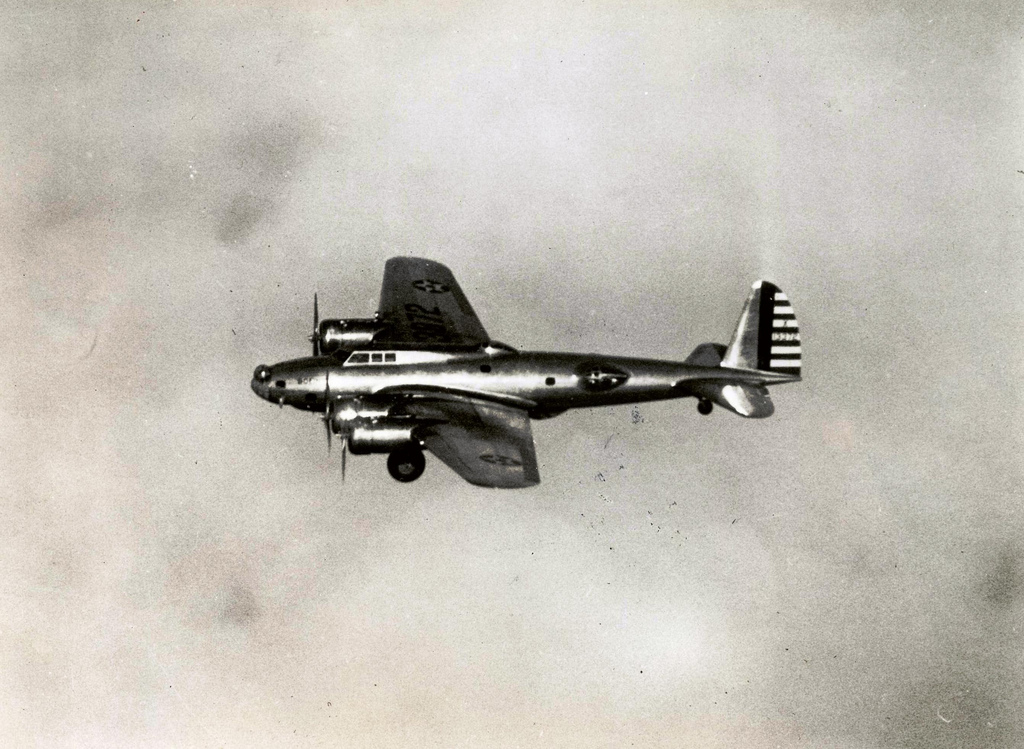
left=318, top=319, right=388, bottom=354
left=327, top=398, right=418, bottom=454
left=348, top=422, right=417, bottom=454
left=328, top=398, right=391, bottom=432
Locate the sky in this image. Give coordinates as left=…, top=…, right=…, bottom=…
left=2, top=1, right=1022, bottom=746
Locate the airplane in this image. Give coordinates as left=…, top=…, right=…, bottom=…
left=251, top=257, right=801, bottom=488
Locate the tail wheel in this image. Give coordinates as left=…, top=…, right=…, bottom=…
left=387, top=445, right=426, bottom=483
left=697, top=399, right=713, bottom=415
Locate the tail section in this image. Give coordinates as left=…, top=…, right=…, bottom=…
left=687, top=380, right=775, bottom=418
left=722, top=280, right=801, bottom=377
left=679, top=281, right=800, bottom=419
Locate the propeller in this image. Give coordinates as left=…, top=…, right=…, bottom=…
left=310, top=293, right=320, bottom=357
left=322, top=367, right=332, bottom=452
left=323, top=403, right=332, bottom=452
left=321, top=367, right=347, bottom=481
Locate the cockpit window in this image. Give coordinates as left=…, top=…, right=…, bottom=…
left=275, top=380, right=286, bottom=388
left=346, top=351, right=398, bottom=365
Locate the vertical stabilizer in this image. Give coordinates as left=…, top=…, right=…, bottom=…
left=721, top=281, right=801, bottom=377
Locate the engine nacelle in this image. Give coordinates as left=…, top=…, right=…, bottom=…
left=328, top=397, right=392, bottom=433
left=318, top=318, right=388, bottom=354
left=348, top=422, right=417, bottom=455
left=328, top=399, right=418, bottom=453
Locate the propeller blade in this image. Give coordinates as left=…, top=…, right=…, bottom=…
left=322, top=368, right=331, bottom=453
left=311, top=293, right=320, bottom=357
left=341, top=436, right=347, bottom=482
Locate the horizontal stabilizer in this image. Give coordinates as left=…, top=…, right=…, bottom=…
left=687, top=381, right=774, bottom=418
left=684, top=342, right=727, bottom=367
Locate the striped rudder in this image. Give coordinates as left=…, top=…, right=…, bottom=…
left=722, top=280, right=801, bottom=377
left=758, top=285, right=801, bottom=376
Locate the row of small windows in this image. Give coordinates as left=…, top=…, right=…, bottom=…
left=347, top=352, right=397, bottom=364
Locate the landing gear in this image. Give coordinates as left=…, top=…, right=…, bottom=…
left=387, top=445, right=426, bottom=483
left=697, top=399, right=713, bottom=415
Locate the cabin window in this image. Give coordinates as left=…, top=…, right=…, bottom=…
left=275, top=380, right=286, bottom=388
left=347, top=353, right=370, bottom=364
left=385, top=353, right=396, bottom=362
left=480, top=364, right=492, bottom=373
left=545, top=377, right=556, bottom=386
left=371, top=353, right=383, bottom=363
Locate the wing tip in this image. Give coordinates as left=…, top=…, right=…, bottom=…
left=386, top=255, right=450, bottom=269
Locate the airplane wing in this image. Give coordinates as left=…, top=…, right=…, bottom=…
left=377, top=257, right=490, bottom=346
left=401, top=396, right=541, bottom=488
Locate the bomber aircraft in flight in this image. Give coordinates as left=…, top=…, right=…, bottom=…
left=251, top=257, right=801, bottom=487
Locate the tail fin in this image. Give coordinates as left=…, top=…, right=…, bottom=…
left=679, top=281, right=799, bottom=419
left=722, top=280, right=801, bottom=377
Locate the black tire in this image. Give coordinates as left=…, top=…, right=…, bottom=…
left=387, top=446, right=426, bottom=483
left=697, top=399, right=713, bottom=415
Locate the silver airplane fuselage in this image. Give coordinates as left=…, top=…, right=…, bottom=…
left=250, top=348, right=791, bottom=418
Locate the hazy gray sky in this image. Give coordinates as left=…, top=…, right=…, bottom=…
left=2, top=1, right=1022, bottom=746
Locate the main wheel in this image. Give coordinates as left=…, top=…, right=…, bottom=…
left=697, top=399, right=713, bottom=415
left=387, top=445, right=426, bottom=483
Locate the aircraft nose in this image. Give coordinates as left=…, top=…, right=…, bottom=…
left=251, top=364, right=272, bottom=398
